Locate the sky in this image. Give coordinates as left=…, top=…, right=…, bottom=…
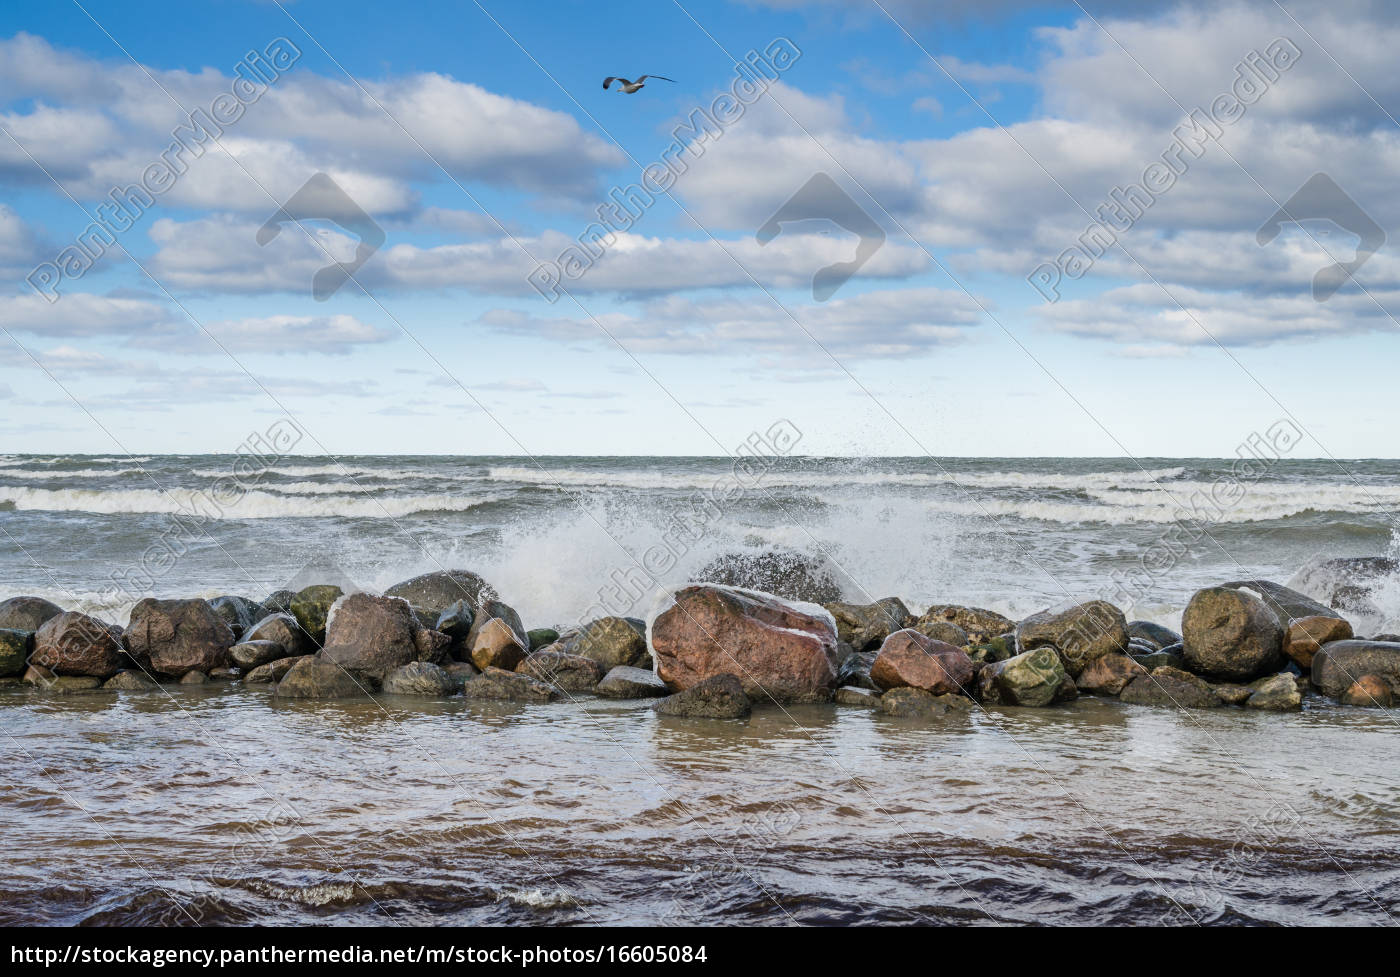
left=2, top=0, right=1399, bottom=458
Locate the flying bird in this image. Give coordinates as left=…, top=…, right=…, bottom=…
left=603, top=75, right=675, bottom=94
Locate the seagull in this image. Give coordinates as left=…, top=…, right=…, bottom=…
left=603, top=75, right=675, bottom=94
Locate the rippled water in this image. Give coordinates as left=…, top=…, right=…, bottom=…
left=2, top=684, right=1398, bottom=926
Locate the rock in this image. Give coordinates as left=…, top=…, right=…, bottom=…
left=1133, top=646, right=1186, bottom=671
left=1373, top=633, right=1400, bottom=643
left=1246, top=672, right=1302, bottom=711
left=0, top=628, right=30, bottom=676
left=870, top=629, right=974, bottom=695
left=206, top=596, right=266, bottom=640
left=124, top=598, right=234, bottom=678
left=1119, top=666, right=1222, bottom=709
left=1285, top=555, right=1396, bottom=619
left=880, top=687, right=973, bottom=717
left=650, top=584, right=839, bottom=703
left=442, top=661, right=479, bottom=691
left=260, top=589, right=297, bottom=615
left=1212, top=683, right=1252, bottom=705
left=1053, top=674, right=1080, bottom=703
left=1181, top=586, right=1285, bottom=681
left=1340, top=674, right=1394, bottom=707
left=465, top=599, right=526, bottom=648
left=652, top=673, right=751, bottom=719
left=596, top=665, right=669, bottom=698
left=825, top=598, right=913, bottom=650
left=696, top=550, right=847, bottom=604
left=103, top=670, right=156, bottom=691
left=559, top=617, right=648, bottom=670
left=915, top=605, right=1016, bottom=645
left=915, top=619, right=970, bottom=647
left=1127, top=639, right=1158, bottom=657
left=1076, top=652, right=1147, bottom=696
left=384, top=570, right=496, bottom=624
left=289, top=585, right=342, bottom=645
left=244, top=655, right=308, bottom=685
left=230, top=640, right=286, bottom=671
left=1127, top=621, right=1181, bottom=650
left=1016, top=600, right=1128, bottom=677
left=0, top=596, right=64, bottom=632
left=179, top=671, right=208, bottom=685
left=1311, top=640, right=1400, bottom=698
left=833, top=685, right=882, bottom=708
left=461, top=666, right=557, bottom=702
left=318, top=592, right=418, bottom=682
left=1283, top=615, right=1353, bottom=669
left=209, top=668, right=238, bottom=681
left=22, top=664, right=55, bottom=686
left=469, top=617, right=529, bottom=672
left=45, top=675, right=105, bottom=694
left=380, top=661, right=455, bottom=696
left=527, top=627, right=559, bottom=651
left=31, top=612, right=123, bottom=678
left=412, top=628, right=451, bottom=665
left=1220, top=579, right=1340, bottom=624
left=517, top=651, right=604, bottom=692
left=975, top=647, right=1066, bottom=707
left=966, top=633, right=1016, bottom=664
left=273, top=658, right=365, bottom=699
left=243, top=613, right=315, bottom=657
left=434, top=600, right=475, bottom=657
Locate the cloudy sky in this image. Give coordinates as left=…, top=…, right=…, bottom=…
left=2, top=0, right=1399, bottom=457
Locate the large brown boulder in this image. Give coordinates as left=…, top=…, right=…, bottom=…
left=1181, top=586, right=1285, bottom=681
left=825, top=598, right=912, bottom=651
left=470, top=618, right=529, bottom=672
left=318, top=592, right=418, bottom=682
left=461, top=666, right=557, bottom=702
left=124, top=598, right=234, bottom=678
left=1077, top=651, right=1148, bottom=696
left=384, top=570, right=496, bottom=623
left=243, top=613, right=315, bottom=657
left=273, top=658, right=365, bottom=699
left=915, top=605, right=1015, bottom=644
left=652, top=673, right=751, bottom=719
left=516, top=651, right=604, bottom=692
left=464, top=600, right=526, bottom=652
left=558, top=617, right=648, bottom=669
left=1283, top=615, right=1352, bottom=669
left=1311, top=640, right=1400, bottom=698
left=1341, top=674, right=1394, bottom=707
left=230, top=640, right=286, bottom=671
left=1016, top=600, right=1128, bottom=677
left=1119, top=666, right=1222, bottom=709
left=650, top=584, right=839, bottom=703
left=869, top=629, right=973, bottom=695
left=0, top=596, right=64, bottom=632
left=31, top=612, right=123, bottom=678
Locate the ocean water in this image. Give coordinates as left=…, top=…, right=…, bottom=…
left=2, top=453, right=1399, bottom=926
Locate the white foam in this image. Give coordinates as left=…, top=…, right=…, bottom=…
left=0, top=486, right=512, bottom=519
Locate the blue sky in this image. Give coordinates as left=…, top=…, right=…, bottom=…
left=3, top=0, right=1399, bottom=457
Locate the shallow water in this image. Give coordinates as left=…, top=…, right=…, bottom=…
left=2, top=683, right=1397, bottom=926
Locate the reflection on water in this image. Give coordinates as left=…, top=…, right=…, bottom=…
left=1, top=685, right=1397, bottom=925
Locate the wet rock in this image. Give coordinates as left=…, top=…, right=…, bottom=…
left=124, top=598, right=234, bottom=679
left=833, top=685, right=882, bottom=708
left=22, top=664, right=55, bottom=687
left=651, top=584, right=839, bottom=703
left=1119, top=666, right=1222, bottom=709
left=469, top=617, right=529, bottom=672
left=1246, top=672, right=1302, bottom=711
left=917, top=620, right=971, bottom=648
left=380, top=661, right=455, bottom=696
left=1311, top=640, right=1400, bottom=698
left=442, top=661, right=480, bottom=691
left=1221, top=579, right=1340, bottom=623
left=975, top=647, right=1066, bottom=707
left=0, top=628, right=30, bottom=676
left=384, top=570, right=496, bottom=624
left=1127, top=621, right=1181, bottom=650
left=209, top=668, right=238, bottom=682
left=207, top=596, right=266, bottom=640
left=318, top=592, right=418, bottom=681
left=46, top=675, right=105, bottom=694
left=825, top=598, right=912, bottom=650
left=243, top=613, right=315, bottom=658
left=1127, top=639, right=1158, bottom=657
left=1283, top=615, right=1353, bottom=670
left=1133, top=646, right=1187, bottom=672
left=1076, top=652, right=1147, bottom=696
left=1341, top=674, right=1394, bottom=707
left=916, top=605, right=1016, bottom=645
left=461, top=666, right=557, bottom=702
left=527, top=628, right=559, bottom=651
left=31, top=612, right=123, bottom=678
left=243, top=655, right=308, bottom=685
left=697, top=549, right=847, bottom=604
left=434, top=600, right=475, bottom=658
left=1211, top=683, right=1253, bottom=706
left=1016, top=600, right=1128, bottom=677
left=1053, top=674, right=1079, bottom=703
left=653, top=673, right=751, bottom=719
left=289, top=585, right=342, bottom=645
left=465, top=600, right=527, bottom=654
left=517, top=651, right=604, bottom=692
left=412, top=628, right=451, bottom=665
left=103, top=670, right=157, bottom=691
left=966, top=633, right=1017, bottom=664
left=881, top=687, right=972, bottom=718
left=1181, top=586, right=1285, bottom=681
left=230, top=640, right=286, bottom=671
left=0, top=596, right=63, bottom=633
left=559, top=617, right=648, bottom=670
left=273, top=658, right=365, bottom=699
left=179, top=671, right=208, bottom=685
left=260, top=589, right=297, bottom=615
left=596, top=665, right=669, bottom=699
left=870, top=629, right=975, bottom=695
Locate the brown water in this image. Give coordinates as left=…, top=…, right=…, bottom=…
left=2, top=684, right=1398, bottom=926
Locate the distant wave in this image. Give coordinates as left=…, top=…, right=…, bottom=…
left=0, top=486, right=511, bottom=519
left=190, top=465, right=433, bottom=481
left=0, top=468, right=144, bottom=480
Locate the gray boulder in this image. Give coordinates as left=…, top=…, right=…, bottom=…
left=1311, top=640, right=1400, bottom=698
left=207, top=596, right=266, bottom=640
left=880, top=687, right=972, bottom=718
left=915, top=605, right=1016, bottom=644
left=273, top=658, right=365, bottom=699
left=0, top=596, right=63, bottom=632
left=1119, top=666, right=1222, bottom=709
left=1245, top=672, right=1302, bottom=711
left=516, top=651, right=604, bottom=692
left=1127, top=620, right=1181, bottom=650
left=230, top=640, right=286, bottom=671
left=103, top=670, right=157, bottom=691
left=243, top=613, right=315, bottom=658
left=596, top=665, right=669, bottom=698
left=461, top=666, right=557, bottom=702
left=652, top=673, right=751, bottom=719
left=385, top=570, right=496, bottom=624
left=243, top=655, right=308, bottom=685
left=318, top=592, right=418, bottom=682
left=825, top=598, right=913, bottom=650
left=380, top=661, right=456, bottom=696
left=1181, top=586, right=1285, bottom=681
left=1016, top=600, right=1128, bottom=677
left=124, top=598, right=234, bottom=678
left=558, top=616, right=648, bottom=670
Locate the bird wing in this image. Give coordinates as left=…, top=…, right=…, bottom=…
left=637, top=75, right=675, bottom=83
left=603, top=77, right=631, bottom=89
